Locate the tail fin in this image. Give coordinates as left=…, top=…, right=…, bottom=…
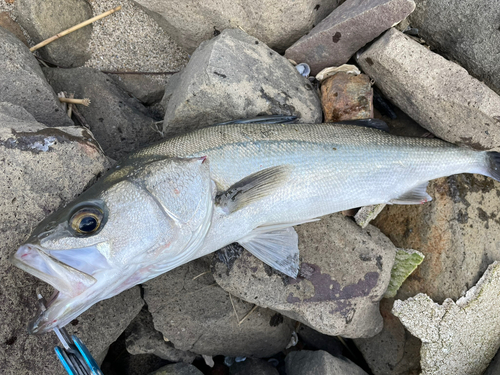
left=487, top=152, right=500, bottom=181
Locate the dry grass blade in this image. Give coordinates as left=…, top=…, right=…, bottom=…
left=229, top=293, right=240, bottom=323
left=192, top=271, right=210, bottom=281
left=238, top=305, right=258, bottom=326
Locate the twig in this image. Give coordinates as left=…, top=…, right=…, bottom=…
left=101, top=71, right=179, bottom=75
left=337, top=336, right=356, bottom=358
left=228, top=294, right=240, bottom=323
left=192, top=271, right=210, bottom=281
left=67, top=93, right=74, bottom=118
left=30, top=6, right=122, bottom=52
left=59, top=98, right=91, bottom=106
left=238, top=305, right=258, bottom=325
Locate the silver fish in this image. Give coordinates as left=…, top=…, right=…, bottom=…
left=11, top=122, right=500, bottom=334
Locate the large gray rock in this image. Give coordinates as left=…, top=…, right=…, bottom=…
left=125, top=307, right=197, bottom=363
left=110, top=73, right=166, bottom=105
left=285, top=350, right=368, bottom=375
left=229, top=358, right=279, bottom=375
left=143, top=256, right=294, bottom=357
left=213, top=214, right=397, bottom=338
left=161, top=29, right=322, bottom=137
left=409, top=0, right=500, bottom=95
left=149, top=363, right=203, bottom=375
left=14, top=0, right=92, bottom=67
left=43, top=67, right=162, bottom=160
left=285, top=0, right=416, bottom=75
left=133, top=0, right=340, bottom=53
left=357, top=28, right=500, bottom=151
left=0, top=27, right=73, bottom=127
left=0, top=104, right=143, bottom=374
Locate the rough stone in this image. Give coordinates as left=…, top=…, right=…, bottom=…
left=213, top=214, right=397, bottom=338
left=43, top=67, right=162, bottom=160
left=354, top=298, right=421, bottom=375
left=149, top=363, right=203, bottom=375
left=285, top=0, right=416, bottom=75
left=285, top=350, right=368, bottom=375
left=409, top=0, right=500, bottom=95
left=125, top=307, right=197, bottom=363
left=393, top=262, right=500, bottom=375
left=143, top=256, right=294, bottom=357
left=0, top=11, right=28, bottom=45
left=133, top=0, right=340, bottom=53
left=14, top=0, right=93, bottom=67
left=0, top=102, right=37, bottom=123
left=161, top=29, right=322, bottom=137
left=357, top=28, right=500, bottom=151
left=0, top=105, right=146, bottom=374
left=229, top=358, right=279, bottom=375
left=110, top=73, right=166, bottom=105
left=321, top=72, right=373, bottom=122
left=0, top=27, right=73, bottom=127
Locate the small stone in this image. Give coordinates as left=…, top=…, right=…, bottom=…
left=148, top=363, right=203, bottom=375
left=354, top=204, right=386, bottom=228
left=357, top=28, right=500, bottom=151
left=161, top=29, right=322, bottom=137
left=143, top=256, right=294, bottom=357
left=285, top=350, right=368, bottom=375
left=0, top=27, right=73, bottom=127
left=213, top=214, right=397, bottom=338
left=133, top=0, right=341, bottom=53
left=14, top=0, right=93, bottom=67
left=285, top=0, right=416, bottom=75
left=43, top=67, right=162, bottom=160
left=321, top=72, right=373, bottom=122
left=393, top=262, right=500, bottom=375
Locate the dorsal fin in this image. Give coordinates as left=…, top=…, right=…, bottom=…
left=336, top=118, right=389, bottom=132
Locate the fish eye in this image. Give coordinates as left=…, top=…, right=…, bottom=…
left=70, top=207, right=104, bottom=235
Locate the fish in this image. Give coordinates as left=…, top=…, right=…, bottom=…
left=11, top=121, right=500, bottom=334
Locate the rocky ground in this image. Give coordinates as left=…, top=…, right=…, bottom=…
left=1, top=1, right=500, bottom=374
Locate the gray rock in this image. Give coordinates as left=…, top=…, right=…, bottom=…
left=149, top=363, right=203, bottom=375
left=43, top=67, right=162, bottom=160
left=161, top=29, right=322, bottom=137
left=485, top=348, right=500, bottom=375
left=297, top=325, right=344, bottom=358
left=0, top=102, right=37, bottom=123
left=393, top=262, right=500, bottom=375
left=409, top=0, right=500, bottom=95
left=354, top=299, right=421, bottom=375
left=125, top=307, right=197, bottom=363
left=0, top=106, right=145, bottom=374
left=285, top=0, right=416, bottom=75
left=110, top=73, right=166, bottom=105
left=229, top=358, right=279, bottom=375
left=213, top=214, right=397, bottom=338
left=14, top=0, right=92, bottom=67
left=143, top=256, right=294, bottom=357
left=133, top=0, right=340, bottom=53
left=0, top=27, right=73, bottom=127
left=357, top=28, right=500, bottom=151
left=0, top=11, right=28, bottom=45
left=285, top=350, right=368, bottom=375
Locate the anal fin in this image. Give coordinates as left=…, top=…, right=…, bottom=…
left=390, top=182, right=432, bottom=205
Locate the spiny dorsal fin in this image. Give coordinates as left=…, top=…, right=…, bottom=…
left=336, top=118, right=389, bottom=132
left=390, top=182, right=432, bottom=205
left=216, top=165, right=292, bottom=213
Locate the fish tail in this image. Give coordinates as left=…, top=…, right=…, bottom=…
left=486, top=152, right=500, bottom=181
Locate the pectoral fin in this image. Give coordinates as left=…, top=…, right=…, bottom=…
left=216, top=165, right=292, bottom=214
left=390, top=182, right=432, bottom=205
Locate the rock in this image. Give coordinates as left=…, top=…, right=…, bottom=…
left=125, top=307, right=197, bottom=363
left=393, top=262, right=500, bottom=375
left=357, top=28, right=500, bottom=151
left=213, top=213, right=397, bottom=338
left=14, top=0, right=93, bottom=67
left=297, top=325, right=344, bottom=358
left=354, top=204, right=386, bottom=228
left=161, top=29, right=322, bottom=137
left=110, top=73, right=166, bottom=105
left=409, top=0, right=500, bottom=95
left=143, top=256, right=294, bottom=357
left=133, top=0, right=340, bottom=53
left=285, top=0, right=416, bottom=75
left=320, top=72, right=373, bottom=122
left=485, top=349, right=500, bottom=375
left=0, top=12, right=28, bottom=45
left=43, top=67, right=162, bottom=160
left=354, top=298, right=421, bottom=375
left=149, top=363, right=203, bottom=375
left=229, top=358, right=279, bottom=375
left=285, top=350, right=368, bottom=375
left=0, top=27, right=72, bottom=127
left=0, top=104, right=145, bottom=374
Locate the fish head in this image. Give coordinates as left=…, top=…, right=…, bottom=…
left=11, top=156, right=214, bottom=334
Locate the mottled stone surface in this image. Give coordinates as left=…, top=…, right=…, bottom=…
left=285, top=0, right=415, bottom=74
left=0, top=12, right=28, bottom=45
left=213, top=214, right=397, bottom=338
left=285, top=350, right=368, bottom=375
left=357, top=28, right=500, bottom=151
left=148, top=363, right=203, bottom=375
